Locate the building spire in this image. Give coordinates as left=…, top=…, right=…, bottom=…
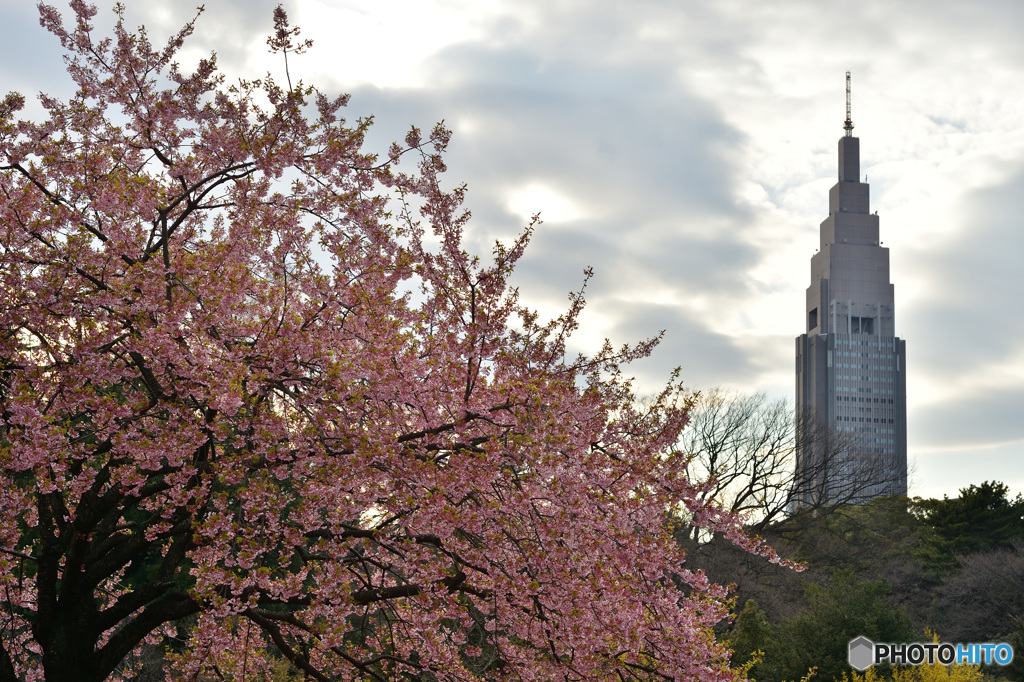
left=844, top=71, right=854, bottom=137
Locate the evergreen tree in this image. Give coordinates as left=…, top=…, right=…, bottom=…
left=727, top=599, right=773, bottom=674
left=756, top=574, right=916, bottom=682
left=912, top=481, right=1024, bottom=571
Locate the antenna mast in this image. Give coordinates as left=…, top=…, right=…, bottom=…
left=844, top=71, right=854, bottom=137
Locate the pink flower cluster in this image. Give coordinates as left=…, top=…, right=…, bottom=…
left=0, top=3, right=792, bottom=680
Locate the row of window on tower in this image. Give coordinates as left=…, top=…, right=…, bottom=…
left=838, top=416, right=895, bottom=423
left=807, top=310, right=889, bottom=336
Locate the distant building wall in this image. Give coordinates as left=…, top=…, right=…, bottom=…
left=794, top=133, right=908, bottom=506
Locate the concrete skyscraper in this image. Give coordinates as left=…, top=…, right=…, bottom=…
left=794, top=84, right=908, bottom=505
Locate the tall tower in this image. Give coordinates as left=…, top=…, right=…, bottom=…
left=794, top=75, right=907, bottom=506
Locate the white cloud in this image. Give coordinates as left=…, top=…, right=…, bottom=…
left=505, top=183, right=585, bottom=224
left=5, top=0, right=1024, bottom=499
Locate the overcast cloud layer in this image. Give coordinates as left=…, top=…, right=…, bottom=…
left=3, top=0, right=1023, bottom=499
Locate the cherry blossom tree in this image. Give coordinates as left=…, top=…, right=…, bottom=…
left=0, top=4, right=788, bottom=680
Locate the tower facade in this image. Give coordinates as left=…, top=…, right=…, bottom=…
left=794, top=127, right=908, bottom=506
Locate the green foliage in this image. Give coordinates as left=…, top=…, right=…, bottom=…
left=912, top=481, right=1024, bottom=572
left=719, top=484, right=1024, bottom=681
left=743, top=574, right=916, bottom=682
left=783, top=496, right=924, bottom=576
left=728, top=599, right=772, bottom=672
left=1004, top=620, right=1024, bottom=682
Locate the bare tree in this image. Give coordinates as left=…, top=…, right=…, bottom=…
left=677, top=388, right=906, bottom=537
left=932, top=541, right=1024, bottom=642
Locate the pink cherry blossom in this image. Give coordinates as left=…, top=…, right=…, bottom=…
left=0, top=3, right=797, bottom=680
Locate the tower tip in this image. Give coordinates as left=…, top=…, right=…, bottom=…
left=844, top=71, right=854, bottom=137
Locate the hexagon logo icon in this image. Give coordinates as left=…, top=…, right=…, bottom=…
left=849, top=636, right=875, bottom=671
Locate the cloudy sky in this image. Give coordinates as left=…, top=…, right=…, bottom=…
left=3, top=0, right=1023, bottom=500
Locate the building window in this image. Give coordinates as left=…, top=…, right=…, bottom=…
left=851, top=316, right=874, bottom=334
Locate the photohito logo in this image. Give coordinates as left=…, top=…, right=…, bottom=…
left=848, top=636, right=1014, bottom=671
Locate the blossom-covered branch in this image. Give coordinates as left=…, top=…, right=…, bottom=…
left=0, top=3, right=791, bottom=680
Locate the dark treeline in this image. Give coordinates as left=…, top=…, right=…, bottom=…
left=679, top=481, right=1024, bottom=682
